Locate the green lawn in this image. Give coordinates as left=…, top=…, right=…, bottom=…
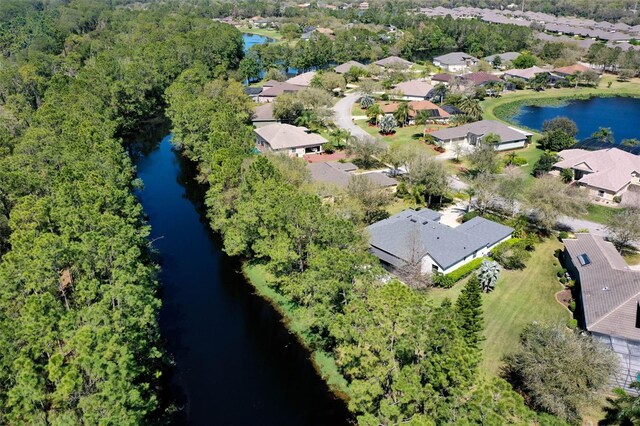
left=429, top=239, right=570, bottom=376
left=240, top=26, right=283, bottom=41
left=355, top=119, right=440, bottom=155
left=578, top=204, right=626, bottom=225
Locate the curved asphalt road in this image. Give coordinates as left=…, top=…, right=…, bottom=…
left=332, top=93, right=372, bottom=139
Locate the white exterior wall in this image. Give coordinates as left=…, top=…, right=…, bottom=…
left=593, top=332, right=640, bottom=393
left=255, top=134, right=322, bottom=158
left=436, top=136, right=468, bottom=148
left=419, top=234, right=512, bottom=275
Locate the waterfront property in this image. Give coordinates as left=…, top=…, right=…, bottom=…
left=307, top=161, right=397, bottom=190
left=255, top=123, right=327, bottom=157
left=553, top=148, right=640, bottom=204
left=432, top=52, right=479, bottom=73
left=552, top=63, right=594, bottom=77
left=429, top=119, right=532, bottom=151
left=367, top=209, right=513, bottom=275
left=563, top=233, right=640, bottom=391
left=431, top=73, right=454, bottom=86
left=502, top=66, right=549, bottom=82
left=285, top=71, right=317, bottom=87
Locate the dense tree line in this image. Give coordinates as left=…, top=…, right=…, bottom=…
left=165, top=64, right=566, bottom=425
left=0, top=3, right=244, bottom=423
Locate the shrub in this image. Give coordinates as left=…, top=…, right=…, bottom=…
left=554, top=248, right=563, bottom=258
left=569, top=300, right=576, bottom=312
left=556, top=268, right=567, bottom=278
left=461, top=211, right=480, bottom=223
left=433, top=272, right=455, bottom=288
left=613, top=195, right=622, bottom=203
left=558, top=231, right=569, bottom=240
left=490, top=239, right=531, bottom=270
left=446, top=257, right=487, bottom=283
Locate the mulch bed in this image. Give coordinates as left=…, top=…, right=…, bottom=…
left=555, top=288, right=573, bottom=311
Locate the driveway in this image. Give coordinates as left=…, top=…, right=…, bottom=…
left=332, top=93, right=373, bottom=139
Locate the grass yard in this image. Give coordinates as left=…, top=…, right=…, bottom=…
left=578, top=204, right=625, bottom=225
left=429, top=238, right=570, bottom=376
left=354, top=119, right=440, bottom=155
left=240, top=26, right=283, bottom=41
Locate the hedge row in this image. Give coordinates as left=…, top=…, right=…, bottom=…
left=433, top=257, right=488, bottom=288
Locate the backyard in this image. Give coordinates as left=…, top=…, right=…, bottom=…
left=428, top=238, right=570, bottom=375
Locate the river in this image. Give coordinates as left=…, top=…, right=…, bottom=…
left=134, top=134, right=351, bottom=425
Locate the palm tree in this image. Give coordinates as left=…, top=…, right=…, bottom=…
left=366, top=104, right=383, bottom=125
left=622, top=138, right=640, bottom=147
left=458, top=97, right=483, bottom=121
left=591, top=127, right=614, bottom=143
left=295, top=110, right=319, bottom=131
left=477, top=260, right=501, bottom=293
left=433, top=83, right=447, bottom=104
left=328, top=129, right=353, bottom=151
left=504, top=151, right=518, bottom=166
left=463, top=187, right=475, bottom=212
left=485, top=80, right=504, bottom=97
left=414, top=109, right=434, bottom=126
left=393, top=102, right=411, bottom=127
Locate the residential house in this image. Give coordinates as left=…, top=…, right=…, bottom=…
left=374, top=56, right=415, bottom=70
left=254, top=123, right=327, bottom=157
left=432, top=52, right=479, bottom=73
left=379, top=100, right=451, bottom=124
left=563, top=233, right=640, bottom=391
left=429, top=120, right=532, bottom=151
left=484, top=52, right=521, bottom=68
left=393, top=79, right=435, bottom=101
left=461, top=72, right=503, bottom=87
left=502, top=66, right=549, bottom=81
left=308, top=161, right=398, bottom=189
left=285, top=71, right=317, bottom=87
left=552, top=148, right=640, bottom=203
left=431, top=73, right=454, bottom=86
left=368, top=209, right=513, bottom=275
left=244, top=86, right=263, bottom=102
left=252, top=103, right=279, bottom=128
left=552, top=63, right=594, bottom=77
left=257, top=82, right=306, bottom=103
left=334, top=60, right=367, bottom=74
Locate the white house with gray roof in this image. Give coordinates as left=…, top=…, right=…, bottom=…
left=563, top=234, right=640, bottom=391
left=367, top=209, right=513, bottom=275
left=432, top=52, right=479, bottom=73
left=429, top=120, right=532, bottom=151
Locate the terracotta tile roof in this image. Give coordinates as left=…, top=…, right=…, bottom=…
left=553, top=63, right=592, bottom=76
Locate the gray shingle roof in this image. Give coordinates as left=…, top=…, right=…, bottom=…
left=433, top=52, right=479, bottom=66
left=308, top=161, right=397, bottom=189
left=484, top=52, right=521, bottom=63
left=564, top=234, right=640, bottom=341
left=429, top=120, right=531, bottom=144
left=334, top=60, right=367, bottom=74
left=367, top=209, right=513, bottom=270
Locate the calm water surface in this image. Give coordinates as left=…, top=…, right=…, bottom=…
left=514, top=96, right=640, bottom=142
left=135, top=135, right=350, bottom=425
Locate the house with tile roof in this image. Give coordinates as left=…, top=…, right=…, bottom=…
left=563, top=233, right=640, bottom=391
left=503, top=66, right=550, bottom=81
left=285, top=71, right=317, bottom=87
left=552, top=63, right=595, bottom=77
left=378, top=100, right=451, bottom=124
left=252, top=103, right=279, bottom=128
left=254, top=123, right=327, bottom=157
left=553, top=148, right=640, bottom=204
left=484, top=52, right=521, bottom=68
left=368, top=209, right=513, bottom=275
left=429, top=120, right=532, bottom=151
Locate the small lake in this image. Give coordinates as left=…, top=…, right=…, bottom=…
left=513, top=96, right=640, bottom=142
left=242, top=33, right=273, bottom=52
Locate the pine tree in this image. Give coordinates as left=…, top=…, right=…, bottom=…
left=455, top=275, right=484, bottom=347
